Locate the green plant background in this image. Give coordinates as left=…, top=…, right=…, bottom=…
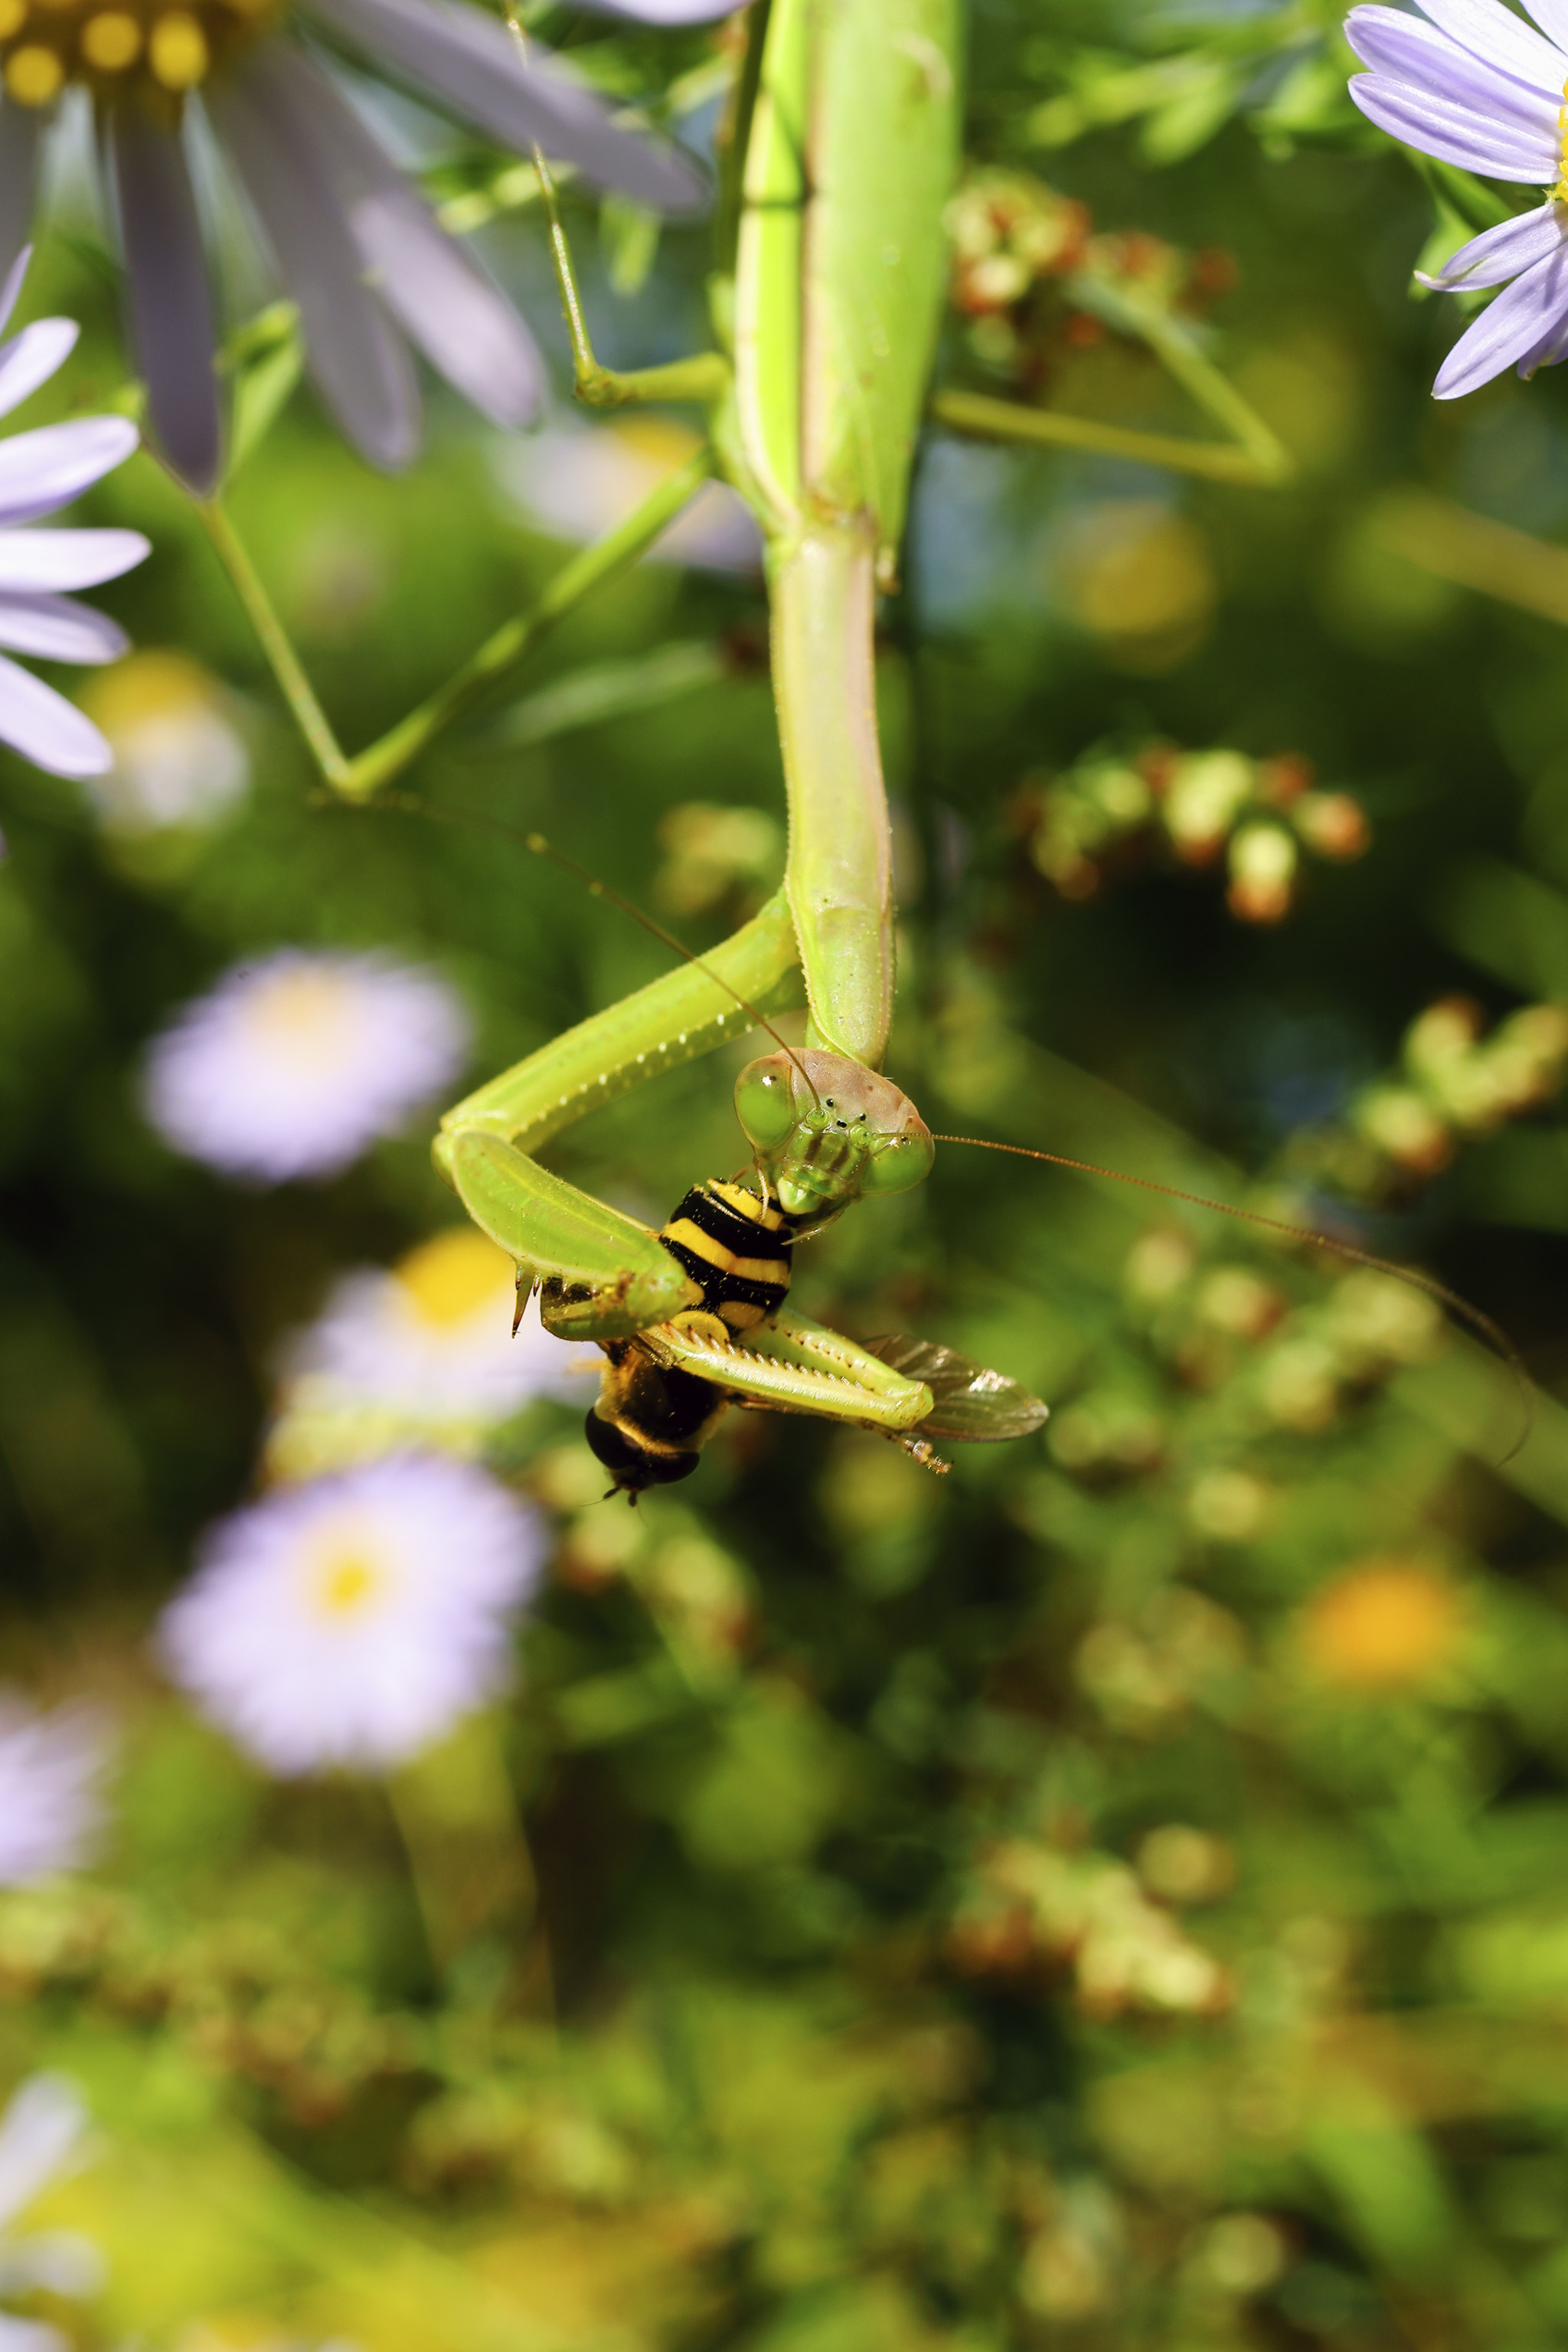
left=5, top=2, right=1568, bottom=2346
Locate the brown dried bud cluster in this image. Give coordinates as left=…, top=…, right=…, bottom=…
left=1020, top=741, right=1370, bottom=920
left=1348, top=995, right=1568, bottom=1176
left=947, top=1838, right=1232, bottom=2020
left=945, top=168, right=1234, bottom=387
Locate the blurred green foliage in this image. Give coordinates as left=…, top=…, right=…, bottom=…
left=5, top=3, right=1568, bottom=2349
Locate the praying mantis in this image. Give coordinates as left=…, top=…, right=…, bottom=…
left=191, top=0, right=1295, bottom=1492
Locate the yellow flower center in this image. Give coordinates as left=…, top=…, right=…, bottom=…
left=309, top=1547, right=384, bottom=1618
left=0, top=0, right=277, bottom=106
left=237, top=965, right=358, bottom=1076
left=80, top=649, right=217, bottom=734
left=394, top=1227, right=512, bottom=1331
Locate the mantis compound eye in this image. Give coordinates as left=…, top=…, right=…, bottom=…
left=734, top=1056, right=799, bottom=1152
left=860, top=1122, right=936, bottom=1196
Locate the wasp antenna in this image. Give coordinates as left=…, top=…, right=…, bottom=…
left=929, top=1132, right=1534, bottom=1466
left=366, top=788, right=821, bottom=1102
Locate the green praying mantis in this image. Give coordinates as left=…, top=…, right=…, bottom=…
left=189, top=0, right=1299, bottom=1494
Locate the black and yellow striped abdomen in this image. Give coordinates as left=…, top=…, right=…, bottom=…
left=657, top=1181, right=792, bottom=1333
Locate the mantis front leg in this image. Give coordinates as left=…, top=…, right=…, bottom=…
left=434, top=891, right=806, bottom=1338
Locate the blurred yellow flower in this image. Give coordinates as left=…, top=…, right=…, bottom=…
left=1056, top=501, right=1217, bottom=671
left=1300, top=1560, right=1464, bottom=1690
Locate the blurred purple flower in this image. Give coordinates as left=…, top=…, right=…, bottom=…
left=1346, top=0, right=1568, bottom=396
left=0, top=0, right=737, bottom=489
left=0, top=1695, right=111, bottom=1886
left=142, top=946, right=470, bottom=1181
left=162, top=1452, right=544, bottom=1773
left=0, top=2074, right=103, bottom=2352
left=0, top=252, right=148, bottom=779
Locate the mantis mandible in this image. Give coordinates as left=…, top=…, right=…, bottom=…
left=188, top=0, right=1295, bottom=1493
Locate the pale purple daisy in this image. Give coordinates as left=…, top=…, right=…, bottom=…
left=141, top=946, right=470, bottom=1181
left=283, top=1227, right=582, bottom=1420
left=0, top=0, right=737, bottom=491
left=0, top=1695, right=111, bottom=1886
left=161, top=1453, right=544, bottom=1773
left=498, top=413, right=763, bottom=573
left=1346, top=0, right=1568, bottom=395
left=0, top=2075, right=103, bottom=2352
left=0, top=251, right=148, bottom=779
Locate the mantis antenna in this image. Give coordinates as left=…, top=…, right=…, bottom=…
left=348, top=788, right=1527, bottom=1460
left=363, top=786, right=825, bottom=1109
left=931, top=1133, right=1533, bottom=1465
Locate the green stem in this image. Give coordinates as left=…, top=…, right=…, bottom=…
left=339, top=447, right=714, bottom=799
left=384, top=1711, right=554, bottom=2013
left=197, top=498, right=351, bottom=787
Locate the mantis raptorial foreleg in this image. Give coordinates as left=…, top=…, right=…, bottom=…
left=434, top=890, right=806, bottom=1338
left=648, top=1309, right=935, bottom=1432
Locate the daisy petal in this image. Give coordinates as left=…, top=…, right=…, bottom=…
left=0, top=320, right=79, bottom=426
left=0, top=652, right=113, bottom=778
left=109, top=113, right=221, bottom=495
left=1514, top=303, right=1568, bottom=373
left=0, top=116, right=39, bottom=306
left=0, top=417, right=140, bottom=528
left=1416, top=199, right=1566, bottom=288
left=570, top=0, right=746, bottom=15
left=0, top=243, right=28, bottom=345
left=306, top=0, right=707, bottom=215
left=0, top=2078, right=89, bottom=2225
left=1414, top=0, right=1568, bottom=93
left=243, top=44, right=541, bottom=430
left=1435, top=239, right=1568, bottom=393
left=1521, top=0, right=1568, bottom=54
left=211, top=48, right=420, bottom=472
left=1344, top=9, right=1560, bottom=136
left=0, top=593, right=129, bottom=664
left=1349, top=73, right=1559, bottom=178
left=0, top=529, right=150, bottom=592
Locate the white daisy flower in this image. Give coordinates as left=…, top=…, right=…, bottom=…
left=78, top=651, right=249, bottom=836
left=289, top=1227, right=583, bottom=1418
left=141, top=947, right=470, bottom=1182
left=0, top=1696, right=110, bottom=1888
left=496, top=415, right=763, bottom=576
left=0, top=2075, right=103, bottom=2352
left=0, top=250, right=148, bottom=781
left=160, top=1453, right=544, bottom=1775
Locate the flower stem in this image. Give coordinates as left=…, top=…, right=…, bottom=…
left=338, top=446, right=715, bottom=800
left=385, top=1710, right=554, bottom=2014
left=196, top=497, right=351, bottom=788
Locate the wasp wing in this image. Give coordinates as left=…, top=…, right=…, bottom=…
left=865, top=1336, right=1049, bottom=1442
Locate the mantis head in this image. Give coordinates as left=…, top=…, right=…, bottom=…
left=734, top=1050, right=934, bottom=1222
